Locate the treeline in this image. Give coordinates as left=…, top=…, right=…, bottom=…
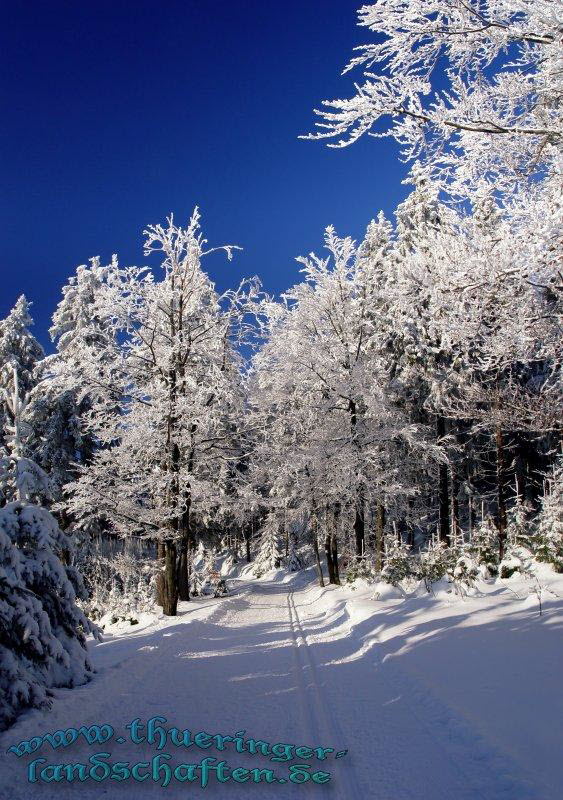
left=0, top=167, right=560, bottom=621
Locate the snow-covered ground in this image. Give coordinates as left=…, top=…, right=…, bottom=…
left=1, top=566, right=562, bottom=799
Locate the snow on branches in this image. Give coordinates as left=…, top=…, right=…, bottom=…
left=305, top=1, right=562, bottom=196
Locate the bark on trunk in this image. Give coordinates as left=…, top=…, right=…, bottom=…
left=354, top=494, right=366, bottom=560
left=162, top=540, right=179, bottom=616
left=155, top=540, right=166, bottom=607
left=177, top=493, right=192, bottom=601
left=324, top=507, right=340, bottom=584
left=311, top=510, right=325, bottom=587
left=465, top=458, right=476, bottom=538
left=348, top=398, right=365, bottom=560
left=177, top=540, right=190, bottom=601
left=330, top=504, right=341, bottom=585
left=324, top=529, right=336, bottom=583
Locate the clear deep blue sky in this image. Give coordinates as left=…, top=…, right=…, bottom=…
left=1, top=0, right=408, bottom=351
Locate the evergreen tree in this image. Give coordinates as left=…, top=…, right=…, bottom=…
left=0, top=365, right=97, bottom=731
left=380, top=535, right=412, bottom=586
left=253, top=515, right=283, bottom=577
left=533, top=458, right=563, bottom=572
left=24, top=364, right=84, bottom=502
left=0, top=296, right=44, bottom=449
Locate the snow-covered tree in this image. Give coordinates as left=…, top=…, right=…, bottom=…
left=0, top=296, right=44, bottom=450
left=23, top=362, right=84, bottom=502
left=468, top=517, right=500, bottom=578
left=74, top=534, right=157, bottom=625
left=533, top=457, right=563, bottom=572
left=0, top=366, right=52, bottom=505
left=306, top=0, right=562, bottom=197
left=253, top=514, right=284, bottom=577
left=380, top=535, right=412, bottom=586
left=419, top=538, right=457, bottom=588
left=0, top=365, right=97, bottom=731
left=249, top=219, right=440, bottom=582
left=49, top=258, right=122, bottom=406
left=66, top=211, right=258, bottom=615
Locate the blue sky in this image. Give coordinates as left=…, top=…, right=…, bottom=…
left=1, top=0, right=409, bottom=350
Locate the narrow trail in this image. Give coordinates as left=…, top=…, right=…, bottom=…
left=287, top=589, right=362, bottom=800
left=0, top=576, right=544, bottom=799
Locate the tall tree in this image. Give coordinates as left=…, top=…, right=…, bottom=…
left=0, top=296, right=44, bottom=449
left=67, top=211, right=257, bottom=615
left=249, top=219, right=438, bottom=577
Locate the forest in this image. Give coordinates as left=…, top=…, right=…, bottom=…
left=0, top=0, right=561, bottom=752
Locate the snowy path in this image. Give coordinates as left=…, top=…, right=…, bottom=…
left=1, top=573, right=560, bottom=799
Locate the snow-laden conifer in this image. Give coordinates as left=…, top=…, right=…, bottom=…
left=0, top=366, right=97, bottom=731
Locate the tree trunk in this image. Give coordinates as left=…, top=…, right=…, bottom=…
left=496, top=425, right=507, bottom=560
left=330, top=503, right=341, bottom=584
left=437, top=415, right=451, bottom=545
left=311, top=510, right=325, bottom=587
left=465, top=457, right=476, bottom=538
left=162, top=540, right=179, bottom=616
left=244, top=524, right=251, bottom=563
left=348, top=397, right=365, bottom=560
left=375, top=501, right=385, bottom=573
left=324, top=532, right=336, bottom=583
left=468, top=492, right=476, bottom=538
left=354, top=493, right=366, bottom=560
left=177, top=493, right=192, bottom=601
left=324, top=507, right=338, bottom=584
left=177, top=540, right=190, bottom=601
left=155, top=540, right=166, bottom=607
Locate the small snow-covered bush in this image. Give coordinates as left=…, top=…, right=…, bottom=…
left=499, top=544, right=533, bottom=579
left=190, top=541, right=206, bottom=595
left=419, top=540, right=458, bottom=588
left=380, top=536, right=413, bottom=586
left=451, top=552, right=480, bottom=588
left=213, top=578, right=228, bottom=597
left=531, top=460, right=563, bottom=572
left=345, top=558, right=374, bottom=584
left=190, top=568, right=204, bottom=597
left=468, top=518, right=500, bottom=578
left=506, top=498, right=533, bottom=548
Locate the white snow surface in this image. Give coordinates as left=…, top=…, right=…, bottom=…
left=1, top=565, right=562, bottom=799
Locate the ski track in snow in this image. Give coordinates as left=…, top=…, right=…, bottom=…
left=0, top=574, right=557, bottom=800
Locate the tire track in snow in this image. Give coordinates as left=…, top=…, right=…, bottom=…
left=287, top=588, right=363, bottom=800
left=286, top=588, right=325, bottom=753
